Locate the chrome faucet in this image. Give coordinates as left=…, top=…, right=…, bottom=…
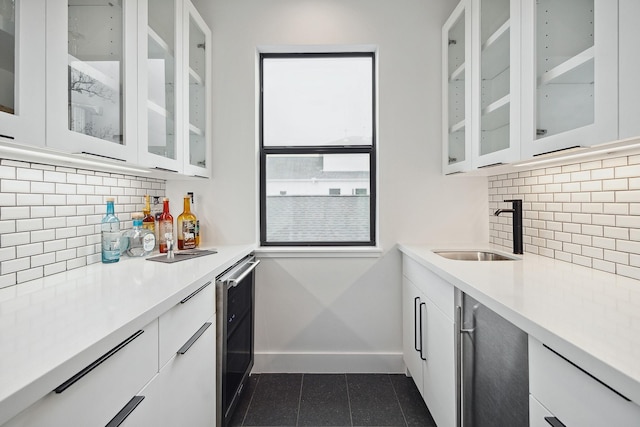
left=494, top=199, right=523, bottom=254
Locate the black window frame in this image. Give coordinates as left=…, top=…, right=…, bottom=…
left=259, top=52, right=377, bottom=247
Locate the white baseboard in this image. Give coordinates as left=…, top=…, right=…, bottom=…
left=253, top=352, right=405, bottom=374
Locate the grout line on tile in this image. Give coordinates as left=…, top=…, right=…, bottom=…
left=296, top=374, right=304, bottom=427
left=345, top=373, right=354, bottom=427
left=387, top=374, right=409, bottom=427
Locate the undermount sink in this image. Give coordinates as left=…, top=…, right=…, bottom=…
left=433, top=250, right=516, bottom=261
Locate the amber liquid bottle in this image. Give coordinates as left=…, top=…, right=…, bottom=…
left=142, top=195, right=155, bottom=235
left=177, top=195, right=197, bottom=250
left=158, top=197, right=174, bottom=253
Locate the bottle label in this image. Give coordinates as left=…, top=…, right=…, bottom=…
left=102, top=231, right=120, bottom=262
left=142, top=233, right=156, bottom=252
left=182, top=220, right=196, bottom=249
left=159, top=220, right=173, bottom=243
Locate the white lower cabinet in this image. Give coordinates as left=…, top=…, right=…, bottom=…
left=3, top=320, right=159, bottom=427
left=529, top=395, right=554, bottom=427
left=529, top=336, right=640, bottom=427
left=120, top=317, right=216, bottom=426
left=402, top=256, right=456, bottom=427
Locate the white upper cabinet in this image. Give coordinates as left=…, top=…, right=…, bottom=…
left=520, top=0, right=619, bottom=158
left=182, top=1, right=211, bottom=178
left=137, top=0, right=184, bottom=173
left=618, top=0, right=640, bottom=140
left=471, top=0, right=520, bottom=168
left=46, top=0, right=139, bottom=162
left=0, top=0, right=46, bottom=147
left=442, top=0, right=472, bottom=174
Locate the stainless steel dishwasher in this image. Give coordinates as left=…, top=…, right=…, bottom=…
left=456, top=290, right=529, bottom=427
left=216, top=255, right=260, bottom=427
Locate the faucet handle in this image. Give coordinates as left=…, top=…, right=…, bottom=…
left=504, top=199, right=522, bottom=203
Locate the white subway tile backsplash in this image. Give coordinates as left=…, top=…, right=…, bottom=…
left=489, top=154, right=640, bottom=278
left=0, top=159, right=166, bottom=288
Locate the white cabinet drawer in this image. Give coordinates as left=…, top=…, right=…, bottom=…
left=530, top=395, right=554, bottom=427
left=119, top=317, right=216, bottom=427
left=402, top=257, right=454, bottom=319
left=529, top=337, right=640, bottom=427
left=5, top=320, right=158, bottom=427
left=158, top=277, right=215, bottom=367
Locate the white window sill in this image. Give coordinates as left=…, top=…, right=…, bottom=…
left=254, top=246, right=384, bottom=258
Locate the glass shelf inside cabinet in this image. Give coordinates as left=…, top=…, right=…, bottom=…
left=447, top=11, right=467, bottom=166
left=536, top=0, right=594, bottom=139
left=0, top=0, right=15, bottom=115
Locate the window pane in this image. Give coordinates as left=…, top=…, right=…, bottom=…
left=265, top=153, right=371, bottom=243
left=263, top=56, right=373, bottom=147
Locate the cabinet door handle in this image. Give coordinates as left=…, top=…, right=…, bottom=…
left=105, top=395, right=145, bottom=427
left=544, top=416, right=566, bottom=427
left=414, top=297, right=421, bottom=352
left=178, top=322, right=212, bottom=355
left=54, top=330, right=144, bottom=394
left=180, top=281, right=212, bottom=304
left=419, top=302, right=427, bottom=361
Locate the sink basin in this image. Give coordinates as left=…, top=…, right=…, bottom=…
left=433, top=250, right=516, bottom=261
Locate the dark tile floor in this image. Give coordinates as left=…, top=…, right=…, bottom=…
left=229, top=373, right=437, bottom=427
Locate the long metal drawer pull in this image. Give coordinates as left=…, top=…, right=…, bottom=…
left=419, top=302, right=427, bottom=361
left=178, top=322, right=212, bottom=355
left=54, top=330, right=144, bottom=394
left=544, top=416, right=566, bottom=427
left=542, top=344, right=631, bottom=402
left=227, top=260, right=260, bottom=288
left=180, top=281, right=212, bottom=304
left=105, top=395, right=145, bottom=427
left=414, top=297, right=420, bottom=352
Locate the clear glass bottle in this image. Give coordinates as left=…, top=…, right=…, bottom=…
left=158, top=197, right=174, bottom=253
left=177, top=195, right=197, bottom=250
left=127, top=213, right=156, bottom=257
left=101, top=197, right=120, bottom=263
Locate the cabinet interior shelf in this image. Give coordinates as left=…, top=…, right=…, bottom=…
left=449, top=63, right=465, bottom=82
left=538, top=46, right=595, bottom=86
left=189, top=123, right=204, bottom=136
left=449, top=119, right=466, bottom=134
left=189, top=68, right=204, bottom=86
left=482, top=19, right=510, bottom=52
left=68, top=54, right=119, bottom=91
left=481, top=94, right=510, bottom=131
left=148, top=26, right=172, bottom=56
left=147, top=100, right=174, bottom=120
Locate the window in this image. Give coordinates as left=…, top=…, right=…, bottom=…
left=260, top=53, right=376, bottom=246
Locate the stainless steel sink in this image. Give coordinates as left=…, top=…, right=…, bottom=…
left=433, top=250, right=516, bottom=261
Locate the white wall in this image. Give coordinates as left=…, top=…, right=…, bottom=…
left=168, top=0, right=489, bottom=372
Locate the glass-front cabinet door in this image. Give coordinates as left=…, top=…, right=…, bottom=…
left=46, top=0, right=138, bottom=162
left=472, top=0, right=520, bottom=168
left=442, top=0, right=472, bottom=174
left=137, top=0, right=183, bottom=172
left=0, top=0, right=45, bottom=146
left=183, top=0, right=211, bottom=177
left=521, top=0, right=618, bottom=158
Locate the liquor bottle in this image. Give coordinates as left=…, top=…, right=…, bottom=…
left=101, top=197, right=120, bottom=263
left=152, top=196, right=162, bottom=245
left=187, top=192, right=200, bottom=247
left=142, top=194, right=155, bottom=235
left=158, top=197, right=174, bottom=253
left=127, top=213, right=156, bottom=257
left=177, top=195, right=197, bottom=250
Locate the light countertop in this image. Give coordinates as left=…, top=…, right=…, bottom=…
left=0, top=244, right=255, bottom=425
left=398, top=244, right=640, bottom=405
